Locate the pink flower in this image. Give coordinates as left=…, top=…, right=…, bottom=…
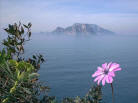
left=92, top=62, right=122, bottom=86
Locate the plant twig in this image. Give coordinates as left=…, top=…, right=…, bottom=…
left=111, top=83, right=114, bottom=103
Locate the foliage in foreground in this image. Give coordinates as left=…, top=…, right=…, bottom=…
left=0, top=22, right=48, bottom=103
left=0, top=22, right=103, bottom=103
left=40, top=85, right=102, bottom=103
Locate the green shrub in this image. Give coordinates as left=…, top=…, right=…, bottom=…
left=0, top=22, right=48, bottom=103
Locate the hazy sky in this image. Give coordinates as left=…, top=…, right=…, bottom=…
left=0, top=0, right=138, bottom=34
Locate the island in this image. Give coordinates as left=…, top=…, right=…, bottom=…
left=51, top=23, right=115, bottom=36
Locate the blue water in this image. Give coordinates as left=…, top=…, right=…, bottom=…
left=25, top=34, right=138, bottom=103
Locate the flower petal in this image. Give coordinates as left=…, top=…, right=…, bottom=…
left=108, top=76, right=113, bottom=83
left=113, top=68, right=122, bottom=72
left=97, top=74, right=104, bottom=85
left=102, top=76, right=106, bottom=86
left=97, top=67, right=103, bottom=71
left=92, top=71, right=103, bottom=77
left=102, top=63, right=107, bottom=70
left=105, top=76, right=109, bottom=83
left=105, top=76, right=113, bottom=83
left=109, top=63, right=120, bottom=72
left=108, top=71, right=115, bottom=77
left=94, top=75, right=102, bottom=82
left=107, top=62, right=112, bottom=69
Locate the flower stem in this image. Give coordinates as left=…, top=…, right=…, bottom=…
left=110, top=83, right=114, bottom=103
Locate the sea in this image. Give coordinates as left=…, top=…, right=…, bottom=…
left=1, top=33, right=138, bottom=103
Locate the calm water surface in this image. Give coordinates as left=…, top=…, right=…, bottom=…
left=25, top=34, right=138, bottom=103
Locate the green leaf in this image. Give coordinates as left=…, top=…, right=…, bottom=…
left=33, top=55, right=36, bottom=59
left=28, top=32, right=31, bottom=37
left=22, top=88, right=31, bottom=94
left=23, top=24, right=28, bottom=28
left=21, top=26, right=24, bottom=34
left=28, top=22, right=32, bottom=28
left=29, top=73, right=39, bottom=80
